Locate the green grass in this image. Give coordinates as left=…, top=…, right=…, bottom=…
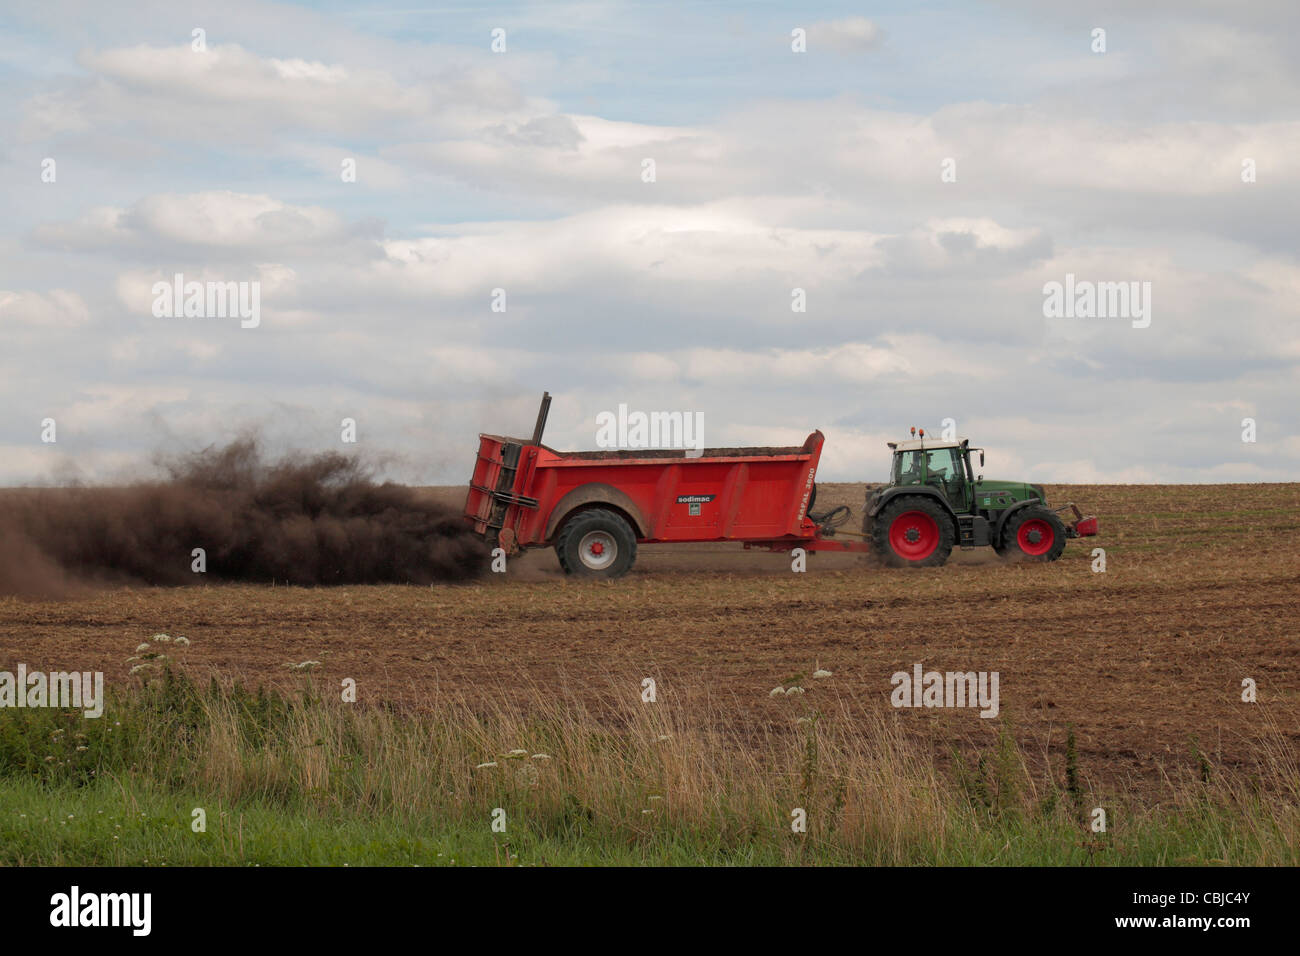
left=3, top=774, right=1292, bottom=867
left=1, top=663, right=1296, bottom=866
left=0, top=777, right=723, bottom=866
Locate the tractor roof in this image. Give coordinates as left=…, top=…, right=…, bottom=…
left=887, top=437, right=969, bottom=452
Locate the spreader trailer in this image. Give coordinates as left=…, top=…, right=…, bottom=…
left=464, top=394, right=1097, bottom=579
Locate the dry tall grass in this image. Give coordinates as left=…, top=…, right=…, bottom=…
left=72, top=664, right=1293, bottom=865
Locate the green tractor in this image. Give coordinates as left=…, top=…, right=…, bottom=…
left=862, top=428, right=1097, bottom=567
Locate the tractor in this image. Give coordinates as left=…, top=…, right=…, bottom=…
left=861, top=428, right=1097, bottom=567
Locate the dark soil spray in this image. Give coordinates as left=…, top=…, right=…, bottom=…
left=0, top=439, right=487, bottom=596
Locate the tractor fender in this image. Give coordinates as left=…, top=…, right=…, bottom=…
left=991, top=497, right=1044, bottom=543
left=868, top=485, right=959, bottom=524
left=544, top=483, right=650, bottom=543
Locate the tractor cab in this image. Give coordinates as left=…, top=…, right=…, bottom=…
left=886, top=428, right=980, bottom=513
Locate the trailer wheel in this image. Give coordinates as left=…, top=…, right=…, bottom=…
left=1002, top=506, right=1066, bottom=562
left=555, top=508, right=638, bottom=579
left=872, top=497, right=954, bottom=568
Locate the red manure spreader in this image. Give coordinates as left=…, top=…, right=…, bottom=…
left=464, top=393, right=1097, bottom=579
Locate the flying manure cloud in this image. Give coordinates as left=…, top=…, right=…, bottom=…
left=0, top=439, right=488, bottom=597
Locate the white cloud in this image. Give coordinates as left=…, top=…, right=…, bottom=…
left=812, top=17, right=884, bottom=54
left=40, top=192, right=346, bottom=251
left=0, top=290, right=90, bottom=327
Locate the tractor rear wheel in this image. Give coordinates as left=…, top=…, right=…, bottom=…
left=555, top=508, right=638, bottom=579
left=1001, top=506, right=1067, bottom=562
left=872, top=497, right=954, bottom=568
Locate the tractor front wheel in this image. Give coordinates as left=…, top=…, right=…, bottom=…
left=555, top=508, right=638, bottom=579
left=872, top=497, right=954, bottom=568
left=1001, top=507, right=1067, bottom=562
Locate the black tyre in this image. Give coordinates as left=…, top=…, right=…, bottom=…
left=555, top=508, right=638, bottom=579
left=872, top=496, right=954, bottom=568
left=1001, top=506, right=1067, bottom=562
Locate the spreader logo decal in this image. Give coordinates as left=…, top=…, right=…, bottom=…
left=798, top=466, right=815, bottom=520
left=676, top=494, right=715, bottom=516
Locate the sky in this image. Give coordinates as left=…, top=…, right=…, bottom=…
left=0, top=0, right=1296, bottom=486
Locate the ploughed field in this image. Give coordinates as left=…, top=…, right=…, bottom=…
left=1, top=482, right=1297, bottom=799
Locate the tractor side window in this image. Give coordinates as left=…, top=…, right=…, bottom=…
left=923, top=448, right=959, bottom=481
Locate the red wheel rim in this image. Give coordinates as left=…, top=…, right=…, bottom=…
left=889, top=510, right=939, bottom=560
left=1017, top=518, right=1054, bottom=556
